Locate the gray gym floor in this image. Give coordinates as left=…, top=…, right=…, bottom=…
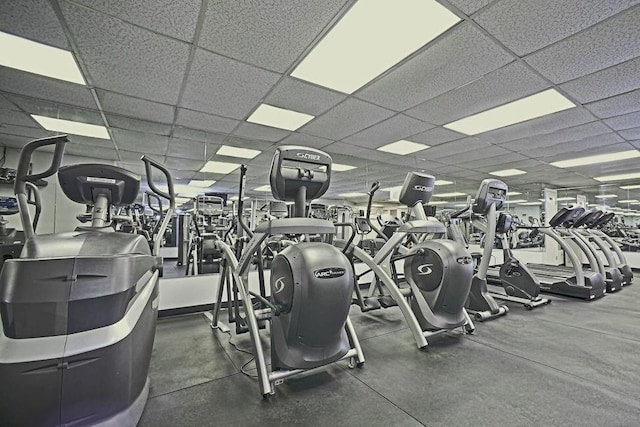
left=140, top=282, right=640, bottom=426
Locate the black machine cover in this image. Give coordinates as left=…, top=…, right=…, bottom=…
left=473, top=179, right=507, bottom=214
left=398, top=172, right=435, bottom=207
left=58, top=163, right=140, bottom=206
left=269, top=146, right=331, bottom=202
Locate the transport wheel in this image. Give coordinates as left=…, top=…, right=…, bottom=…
left=525, top=304, right=532, bottom=310
left=357, top=362, right=365, bottom=368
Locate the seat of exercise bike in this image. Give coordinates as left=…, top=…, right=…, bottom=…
left=58, top=163, right=140, bottom=206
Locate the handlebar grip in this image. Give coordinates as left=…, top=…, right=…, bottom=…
left=15, top=135, right=68, bottom=195
left=145, top=191, right=164, bottom=214
left=141, top=155, right=175, bottom=209
left=369, top=181, right=381, bottom=195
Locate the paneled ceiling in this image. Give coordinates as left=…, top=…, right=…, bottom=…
left=1, top=0, right=640, bottom=207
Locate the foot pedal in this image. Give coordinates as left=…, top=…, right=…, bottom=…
left=362, top=297, right=381, bottom=310
left=378, top=295, right=398, bottom=308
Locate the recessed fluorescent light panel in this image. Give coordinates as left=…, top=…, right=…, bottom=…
left=595, top=172, right=640, bottom=182
left=428, top=201, right=449, bottom=206
left=31, top=115, right=109, bottom=139
left=200, top=161, right=241, bottom=174
left=188, top=180, right=216, bottom=187
left=557, top=197, right=575, bottom=201
left=621, top=184, right=640, bottom=189
left=444, top=89, right=575, bottom=135
left=217, top=145, right=261, bottom=159
left=519, top=202, right=542, bottom=206
left=594, top=194, right=618, bottom=199
left=489, top=169, right=527, bottom=177
left=550, top=150, right=640, bottom=168
left=377, top=140, right=429, bottom=155
left=435, top=180, right=453, bottom=186
left=246, top=104, right=314, bottom=131
left=0, top=31, right=86, bottom=85
left=506, top=199, right=527, bottom=204
left=254, top=185, right=272, bottom=192
left=619, top=199, right=638, bottom=203
left=291, top=0, right=460, bottom=94
left=339, top=192, right=367, bottom=198
left=432, top=192, right=466, bottom=198
left=506, top=191, right=522, bottom=196
left=332, top=163, right=357, bottom=171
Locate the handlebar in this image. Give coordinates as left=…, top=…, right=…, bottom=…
left=145, top=191, right=164, bottom=215
left=141, top=155, right=175, bottom=210
left=15, top=135, right=68, bottom=238
left=25, top=182, right=41, bottom=233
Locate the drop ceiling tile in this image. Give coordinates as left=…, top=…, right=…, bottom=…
left=198, top=0, right=348, bottom=72
left=585, top=88, right=640, bottom=118
left=163, top=156, right=203, bottom=171
left=264, top=77, right=346, bottom=116
left=277, top=132, right=333, bottom=149
left=166, top=137, right=205, bottom=160
left=71, top=0, right=200, bottom=42
left=524, top=6, right=640, bottom=83
left=475, top=0, right=640, bottom=56
left=0, top=124, right=49, bottom=140
left=118, top=150, right=159, bottom=164
left=0, top=0, right=69, bottom=49
left=300, top=98, right=394, bottom=140
left=527, top=133, right=625, bottom=158
left=603, top=111, right=640, bottom=130
left=498, top=121, right=612, bottom=151
left=405, top=61, right=549, bottom=125
left=619, top=126, right=640, bottom=140
left=560, top=57, right=640, bottom=104
left=0, top=109, right=38, bottom=128
left=478, top=107, right=596, bottom=144
left=0, top=133, right=30, bottom=148
left=65, top=144, right=118, bottom=160
left=6, top=95, right=104, bottom=126
left=181, top=49, right=279, bottom=119
left=0, top=67, right=97, bottom=109
left=106, top=115, right=172, bottom=136
left=455, top=152, right=528, bottom=169
left=323, top=142, right=390, bottom=162
left=447, top=0, right=493, bottom=14
left=418, top=138, right=492, bottom=160
left=66, top=135, right=115, bottom=149
left=357, top=23, right=513, bottom=111
left=232, top=122, right=290, bottom=142
left=172, top=126, right=207, bottom=142
left=342, top=114, right=434, bottom=148
left=409, top=127, right=465, bottom=146
left=111, top=129, right=168, bottom=155
left=176, top=108, right=240, bottom=134
left=0, top=94, right=18, bottom=110
left=97, top=91, right=175, bottom=123
left=61, top=2, right=190, bottom=104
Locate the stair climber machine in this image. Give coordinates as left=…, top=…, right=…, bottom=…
left=464, top=179, right=509, bottom=321
left=570, top=209, right=631, bottom=289
left=338, top=172, right=475, bottom=350
left=467, top=180, right=551, bottom=310
left=210, top=146, right=364, bottom=398
left=0, top=135, right=175, bottom=426
left=509, top=206, right=606, bottom=300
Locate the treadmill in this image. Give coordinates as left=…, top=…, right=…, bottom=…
left=573, top=211, right=633, bottom=287
left=488, top=206, right=606, bottom=300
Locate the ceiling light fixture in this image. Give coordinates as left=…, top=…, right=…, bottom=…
left=519, top=201, right=543, bottom=206
left=443, top=89, right=575, bottom=135
left=506, top=191, right=522, bottom=196
left=246, top=104, right=314, bottom=131
left=338, top=192, right=367, bottom=198
left=377, top=140, right=429, bottom=155
left=556, top=197, right=575, bottom=201
left=432, top=192, right=466, bottom=198
left=0, top=31, right=86, bottom=85
left=489, top=169, right=527, bottom=177
left=594, top=194, right=618, bottom=199
left=550, top=150, right=640, bottom=168
left=505, top=199, right=528, bottom=204
left=200, top=161, right=241, bottom=174
left=620, top=184, right=640, bottom=190
left=217, top=145, right=261, bottom=159
left=595, top=172, right=640, bottom=182
left=254, top=185, right=272, bottom=192
left=435, top=180, right=453, bottom=186
left=31, top=115, right=109, bottom=139
left=619, top=199, right=638, bottom=203
left=188, top=179, right=216, bottom=187
left=290, top=0, right=460, bottom=94
left=332, top=163, right=357, bottom=171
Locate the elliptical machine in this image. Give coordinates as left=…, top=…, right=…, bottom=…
left=465, top=179, right=509, bottom=321
left=342, top=172, right=475, bottom=349
left=0, top=135, right=175, bottom=426
left=211, top=146, right=364, bottom=397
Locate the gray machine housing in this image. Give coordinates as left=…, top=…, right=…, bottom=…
left=0, top=136, right=162, bottom=426
left=268, top=146, right=356, bottom=371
